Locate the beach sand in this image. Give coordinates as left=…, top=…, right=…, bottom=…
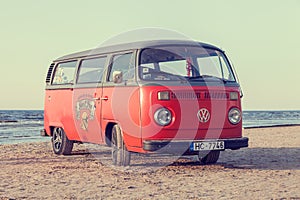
left=0, top=126, right=299, bottom=199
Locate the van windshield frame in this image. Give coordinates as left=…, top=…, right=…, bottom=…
left=138, top=46, right=236, bottom=83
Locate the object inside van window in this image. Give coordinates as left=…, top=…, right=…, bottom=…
left=113, top=71, right=123, bottom=83
left=52, top=61, right=77, bottom=84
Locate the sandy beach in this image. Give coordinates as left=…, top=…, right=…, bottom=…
left=0, top=126, right=299, bottom=199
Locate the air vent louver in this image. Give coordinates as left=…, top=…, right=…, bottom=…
left=204, top=92, right=228, bottom=100
left=45, top=63, right=55, bottom=84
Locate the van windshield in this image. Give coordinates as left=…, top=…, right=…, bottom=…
left=139, top=46, right=236, bottom=82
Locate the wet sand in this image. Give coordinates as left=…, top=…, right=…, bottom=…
left=0, top=126, right=300, bottom=199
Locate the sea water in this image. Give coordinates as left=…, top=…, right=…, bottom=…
left=0, top=110, right=299, bottom=144
left=0, top=110, right=48, bottom=144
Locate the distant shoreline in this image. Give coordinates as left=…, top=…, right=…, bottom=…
left=244, top=124, right=300, bottom=129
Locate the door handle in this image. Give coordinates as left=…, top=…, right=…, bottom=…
left=100, top=96, right=109, bottom=101
left=93, top=96, right=108, bottom=101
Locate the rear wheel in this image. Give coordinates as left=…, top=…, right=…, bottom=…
left=198, top=151, right=220, bottom=164
left=111, top=124, right=131, bottom=166
left=52, top=127, right=73, bottom=155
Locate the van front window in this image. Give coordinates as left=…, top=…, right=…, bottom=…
left=139, top=46, right=236, bottom=82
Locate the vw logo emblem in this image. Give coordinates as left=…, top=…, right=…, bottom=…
left=197, top=108, right=210, bottom=123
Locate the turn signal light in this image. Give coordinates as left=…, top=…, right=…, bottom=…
left=230, top=92, right=239, bottom=100
left=158, top=91, right=170, bottom=100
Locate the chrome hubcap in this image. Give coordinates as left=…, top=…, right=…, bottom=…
left=53, top=128, right=63, bottom=151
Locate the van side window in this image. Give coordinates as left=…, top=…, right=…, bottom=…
left=108, top=53, right=135, bottom=82
left=52, top=61, right=77, bottom=85
left=77, top=57, right=106, bottom=83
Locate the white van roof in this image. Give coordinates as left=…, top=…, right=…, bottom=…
left=54, top=40, right=221, bottom=62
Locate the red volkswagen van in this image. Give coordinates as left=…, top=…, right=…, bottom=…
left=43, top=40, right=248, bottom=166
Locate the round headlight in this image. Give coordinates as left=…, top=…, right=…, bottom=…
left=228, top=108, right=241, bottom=124
left=154, top=108, right=172, bottom=126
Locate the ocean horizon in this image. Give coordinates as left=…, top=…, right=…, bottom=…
left=0, top=110, right=300, bottom=145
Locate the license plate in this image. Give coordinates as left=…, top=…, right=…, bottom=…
left=191, top=141, right=225, bottom=151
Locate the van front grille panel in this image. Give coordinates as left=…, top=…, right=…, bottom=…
left=171, top=91, right=228, bottom=100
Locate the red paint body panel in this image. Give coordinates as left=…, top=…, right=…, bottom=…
left=72, top=87, right=103, bottom=143
left=101, top=86, right=141, bottom=148
left=140, top=86, right=242, bottom=142
left=44, top=85, right=242, bottom=153
left=44, top=89, right=79, bottom=141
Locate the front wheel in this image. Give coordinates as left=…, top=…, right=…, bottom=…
left=111, top=124, right=131, bottom=166
left=198, top=151, right=220, bottom=164
left=52, top=127, right=73, bottom=155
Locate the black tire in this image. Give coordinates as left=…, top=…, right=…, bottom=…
left=198, top=151, right=220, bottom=164
left=52, top=127, right=74, bottom=155
left=111, top=124, right=131, bottom=166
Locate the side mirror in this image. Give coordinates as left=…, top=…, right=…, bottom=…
left=113, top=71, right=123, bottom=83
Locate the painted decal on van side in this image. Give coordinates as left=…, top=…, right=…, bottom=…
left=75, top=94, right=96, bottom=131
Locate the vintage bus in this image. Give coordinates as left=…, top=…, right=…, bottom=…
left=43, top=40, right=248, bottom=166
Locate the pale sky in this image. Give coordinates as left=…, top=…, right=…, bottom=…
left=0, top=0, right=299, bottom=110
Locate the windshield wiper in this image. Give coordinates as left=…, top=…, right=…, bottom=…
left=186, top=75, right=227, bottom=83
